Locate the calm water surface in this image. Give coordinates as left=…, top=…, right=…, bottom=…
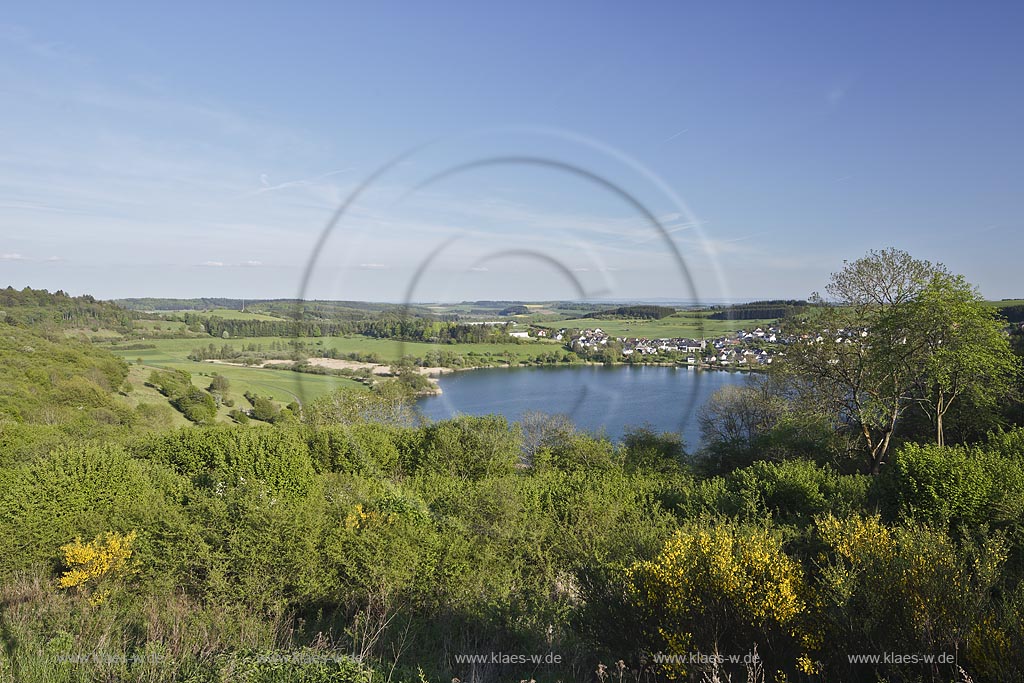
left=416, top=365, right=751, bottom=447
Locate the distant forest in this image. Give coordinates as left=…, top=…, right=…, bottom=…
left=115, top=297, right=256, bottom=311
left=114, top=298, right=434, bottom=319
left=707, top=300, right=810, bottom=321
left=584, top=305, right=677, bottom=320
left=999, top=304, right=1024, bottom=323
left=498, top=305, right=530, bottom=315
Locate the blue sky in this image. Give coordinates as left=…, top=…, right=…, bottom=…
left=1, top=2, right=1022, bottom=302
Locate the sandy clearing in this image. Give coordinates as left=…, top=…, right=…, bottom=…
left=261, top=357, right=454, bottom=377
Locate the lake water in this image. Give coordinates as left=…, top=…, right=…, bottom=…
left=416, top=365, right=752, bottom=447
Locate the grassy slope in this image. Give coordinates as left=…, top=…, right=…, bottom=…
left=132, top=318, right=193, bottom=334
left=60, top=327, right=126, bottom=342
left=120, top=364, right=192, bottom=427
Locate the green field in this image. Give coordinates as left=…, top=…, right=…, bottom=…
left=308, top=335, right=564, bottom=362
left=108, top=340, right=366, bottom=405
left=132, top=318, right=193, bottom=334
left=109, top=334, right=562, bottom=363
left=550, top=312, right=777, bottom=338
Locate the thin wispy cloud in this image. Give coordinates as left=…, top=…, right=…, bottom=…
left=663, top=128, right=688, bottom=143
left=198, top=260, right=266, bottom=268
left=628, top=219, right=704, bottom=246
left=245, top=168, right=352, bottom=197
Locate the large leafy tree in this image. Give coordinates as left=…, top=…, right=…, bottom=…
left=780, top=249, right=1018, bottom=472
left=782, top=249, right=940, bottom=473
left=911, top=274, right=1019, bottom=446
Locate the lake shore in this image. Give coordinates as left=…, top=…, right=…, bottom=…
left=207, top=354, right=764, bottom=381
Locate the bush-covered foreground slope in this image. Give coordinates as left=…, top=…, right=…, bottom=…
left=2, top=259, right=1024, bottom=682
left=2, top=400, right=1024, bottom=681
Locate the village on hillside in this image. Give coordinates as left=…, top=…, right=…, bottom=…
left=560, top=325, right=786, bottom=367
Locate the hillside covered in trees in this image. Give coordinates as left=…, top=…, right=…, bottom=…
left=0, top=286, right=134, bottom=332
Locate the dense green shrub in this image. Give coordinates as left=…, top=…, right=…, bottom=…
left=0, top=444, right=169, bottom=575
left=620, top=426, right=687, bottom=473
left=725, top=459, right=872, bottom=525
left=413, top=415, right=521, bottom=479
left=883, top=431, right=1024, bottom=544
left=220, top=649, right=373, bottom=682
left=145, top=368, right=191, bottom=398
left=148, top=368, right=217, bottom=423
left=3, top=386, right=1024, bottom=681
left=136, top=425, right=316, bottom=496
left=171, top=385, right=217, bottom=423
left=305, top=424, right=406, bottom=475
left=188, top=481, right=333, bottom=613
left=538, top=431, right=617, bottom=472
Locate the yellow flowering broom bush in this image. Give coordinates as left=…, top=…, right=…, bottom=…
left=58, top=530, right=138, bottom=603
left=815, top=513, right=1007, bottom=677
left=627, top=520, right=811, bottom=676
